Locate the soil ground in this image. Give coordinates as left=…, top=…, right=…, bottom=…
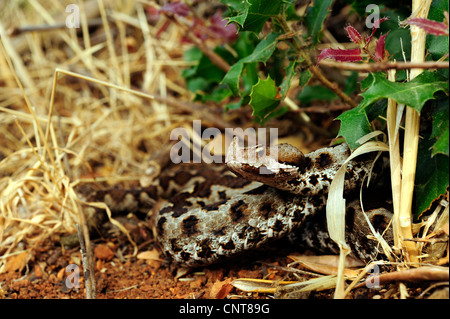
left=0, top=233, right=441, bottom=300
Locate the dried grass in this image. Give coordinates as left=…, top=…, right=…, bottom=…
left=0, top=0, right=193, bottom=272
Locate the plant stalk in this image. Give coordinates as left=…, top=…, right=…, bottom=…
left=386, top=69, right=402, bottom=248
left=398, top=0, right=432, bottom=262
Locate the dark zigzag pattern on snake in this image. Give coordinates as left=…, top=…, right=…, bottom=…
left=91, top=143, right=392, bottom=267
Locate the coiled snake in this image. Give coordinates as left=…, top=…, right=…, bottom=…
left=91, top=138, right=393, bottom=267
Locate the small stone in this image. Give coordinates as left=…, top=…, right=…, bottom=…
left=34, top=264, right=44, bottom=278
left=94, top=244, right=115, bottom=261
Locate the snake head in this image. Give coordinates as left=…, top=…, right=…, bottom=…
left=225, top=136, right=307, bottom=187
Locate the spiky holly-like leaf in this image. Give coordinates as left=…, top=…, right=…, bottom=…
left=375, top=32, right=389, bottom=61
left=249, top=75, right=282, bottom=124
left=359, top=71, right=449, bottom=112
left=222, top=0, right=283, bottom=34
left=305, top=0, right=333, bottom=44
left=221, top=32, right=279, bottom=95
left=345, top=25, right=363, bottom=45
left=317, top=48, right=362, bottom=63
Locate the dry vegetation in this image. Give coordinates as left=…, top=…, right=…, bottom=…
left=0, top=0, right=193, bottom=261
left=0, top=0, right=448, bottom=299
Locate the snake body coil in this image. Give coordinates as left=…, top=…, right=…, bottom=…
left=155, top=141, right=389, bottom=267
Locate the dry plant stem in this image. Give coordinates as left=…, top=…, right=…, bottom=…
left=53, top=68, right=230, bottom=136
left=78, top=0, right=94, bottom=71
left=185, top=31, right=231, bottom=72
left=53, top=68, right=155, bottom=100
left=0, top=23, right=35, bottom=98
left=9, top=18, right=104, bottom=35
left=150, top=93, right=231, bottom=130
left=399, top=109, right=419, bottom=261
left=0, top=38, right=57, bottom=170
left=398, top=0, right=432, bottom=262
left=168, top=14, right=231, bottom=73
left=386, top=69, right=402, bottom=248
left=76, top=224, right=96, bottom=299
left=308, top=65, right=358, bottom=108
left=98, top=0, right=122, bottom=86
left=320, top=60, right=449, bottom=72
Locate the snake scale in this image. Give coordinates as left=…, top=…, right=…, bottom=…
left=89, top=138, right=393, bottom=267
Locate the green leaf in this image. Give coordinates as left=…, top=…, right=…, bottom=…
left=223, top=0, right=283, bottom=34
left=222, top=62, right=245, bottom=96
left=225, top=99, right=243, bottom=111
left=427, top=34, right=450, bottom=60
left=430, top=97, right=449, bottom=156
left=186, top=77, right=210, bottom=92
left=359, top=71, right=449, bottom=112
left=415, top=138, right=449, bottom=217
left=336, top=105, right=372, bottom=150
left=285, top=1, right=301, bottom=20
left=246, top=61, right=297, bottom=124
left=249, top=75, right=282, bottom=124
left=304, top=0, right=333, bottom=44
left=195, top=86, right=233, bottom=103
left=222, top=0, right=249, bottom=27
left=221, top=32, right=279, bottom=95
left=279, top=61, right=298, bottom=97
left=183, top=47, right=233, bottom=96
left=299, top=69, right=313, bottom=87
left=297, top=85, right=337, bottom=105
left=344, top=71, right=359, bottom=96
left=245, top=0, right=283, bottom=33
left=385, top=28, right=412, bottom=62
left=237, top=32, right=279, bottom=64
left=431, top=126, right=449, bottom=157
left=428, top=0, right=449, bottom=23
left=360, top=72, right=375, bottom=90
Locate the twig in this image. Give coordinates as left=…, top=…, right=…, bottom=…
left=355, top=266, right=449, bottom=288
left=76, top=224, right=96, bottom=299
left=8, top=18, right=105, bottom=36
left=403, top=237, right=449, bottom=243
left=137, top=90, right=232, bottom=130
left=164, top=13, right=231, bottom=72
left=319, top=60, right=449, bottom=72
left=308, top=65, right=358, bottom=107
left=417, top=282, right=450, bottom=299
left=275, top=16, right=358, bottom=108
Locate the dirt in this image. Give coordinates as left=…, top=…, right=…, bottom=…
left=0, top=232, right=439, bottom=300
left=0, top=234, right=296, bottom=299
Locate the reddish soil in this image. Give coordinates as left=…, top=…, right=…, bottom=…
left=0, top=235, right=346, bottom=299
left=0, top=235, right=437, bottom=300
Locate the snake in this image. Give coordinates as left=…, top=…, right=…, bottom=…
left=88, top=138, right=393, bottom=267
